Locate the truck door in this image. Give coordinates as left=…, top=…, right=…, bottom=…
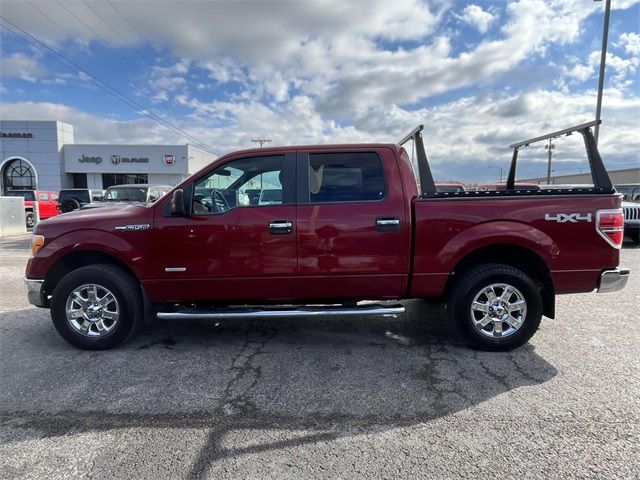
left=295, top=148, right=409, bottom=300
left=37, top=192, right=54, bottom=218
left=151, top=153, right=298, bottom=303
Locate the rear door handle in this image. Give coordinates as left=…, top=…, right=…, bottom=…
left=376, top=217, right=400, bottom=232
left=269, top=220, right=293, bottom=235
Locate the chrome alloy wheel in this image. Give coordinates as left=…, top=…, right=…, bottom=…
left=470, top=283, right=527, bottom=338
left=65, top=284, right=120, bottom=337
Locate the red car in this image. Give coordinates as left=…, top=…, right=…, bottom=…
left=25, top=120, right=628, bottom=351
left=5, top=189, right=59, bottom=227
left=435, top=182, right=466, bottom=193
left=476, top=183, right=541, bottom=191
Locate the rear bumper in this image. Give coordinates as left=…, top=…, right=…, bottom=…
left=597, top=268, right=630, bottom=293
left=24, top=278, right=47, bottom=307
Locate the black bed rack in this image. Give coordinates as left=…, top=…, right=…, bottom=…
left=397, top=120, right=614, bottom=197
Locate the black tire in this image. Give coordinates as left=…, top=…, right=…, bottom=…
left=447, top=263, right=543, bottom=351
left=50, top=264, right=143, bottom=350
left=61, top=197, right=80, bottom=213
left=25, top=211, right=35, bottom=228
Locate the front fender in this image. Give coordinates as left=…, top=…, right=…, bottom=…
left=26, top=229, right=148, bottom=279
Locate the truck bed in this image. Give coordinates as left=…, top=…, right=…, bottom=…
left=410, top=193, right=621, bottom=297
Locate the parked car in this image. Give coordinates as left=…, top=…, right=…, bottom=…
left=80, top=184, right=172, bottom=210
left=25, top=121, right=629, bottom=351
left=621, top=202, right=639, bottom=244
left=615, top=184, right=640, bottom=244
left=615, top=183, right=640, bottom=202
left=435, top=182, right=466, bottom=193
left=258, top=188, right=283, bottom=205
left=476, top=182, right=541, bottom=191
left=4, top=189, right=59, bottom=227
left=58, top=189, right=104, bottom=213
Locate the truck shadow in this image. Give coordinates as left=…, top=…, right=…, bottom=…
left=0, top=301, right=557, bottom=478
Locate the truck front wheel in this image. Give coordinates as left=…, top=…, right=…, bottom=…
left=448, top=264, right=543, bottom=351
left=50, top=264, right=143, bottom=350
left=25, top=211, right=35, bottom=228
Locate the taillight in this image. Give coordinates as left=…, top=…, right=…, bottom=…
left=596, top=209, right=624, bottom=248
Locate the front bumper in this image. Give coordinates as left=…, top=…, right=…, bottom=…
left=24, top=278, right=47, bottom=307
left=597, top=268, right=630, bottom=293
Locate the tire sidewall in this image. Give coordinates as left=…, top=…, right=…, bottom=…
left=453, top=267, right=543, bottom=350
left=25, top=212, right=35, bottom=228
left=50, top=266, right=141, bottom=350
left=61, top=198, right=80, bottom=212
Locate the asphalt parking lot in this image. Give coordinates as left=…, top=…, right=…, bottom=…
left=0, top=234, right=638, bottom=479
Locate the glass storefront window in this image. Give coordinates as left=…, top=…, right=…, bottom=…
left=101, top=173, right=148, bottom=188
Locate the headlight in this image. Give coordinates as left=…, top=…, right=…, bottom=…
left=31, top=234, right=45, bottom=257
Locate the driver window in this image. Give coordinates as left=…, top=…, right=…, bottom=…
left=192, top=155, right=290, bottom=214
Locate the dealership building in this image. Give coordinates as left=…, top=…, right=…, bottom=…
left=0, top=120, right=216, bottom=194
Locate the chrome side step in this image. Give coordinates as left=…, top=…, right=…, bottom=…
left=157, top=304, right=405, bottom=320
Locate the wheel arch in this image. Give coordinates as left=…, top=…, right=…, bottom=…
left=445, top=243, right=555, bottom=319
left=44, top=250, right=134, bottom=291
left=43, top=249, right=154, bottom=321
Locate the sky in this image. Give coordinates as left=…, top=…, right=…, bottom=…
left=0, top=0, right=638, bottom=182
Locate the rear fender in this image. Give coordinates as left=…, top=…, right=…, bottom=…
left=440, top=220, right=556, bottom=269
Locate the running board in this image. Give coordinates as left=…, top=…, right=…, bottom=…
left=157, top=304, right=405, bottom=320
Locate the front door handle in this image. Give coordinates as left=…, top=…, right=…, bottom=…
left=269, top=220, right=293, bottom=235
left=376, top=216, right=400, bottom=232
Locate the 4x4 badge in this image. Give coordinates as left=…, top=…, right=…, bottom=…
left=545, top=213, right=592, bottom=223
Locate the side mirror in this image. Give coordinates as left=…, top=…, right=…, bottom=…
left=170, top=189, right=186, bottom=215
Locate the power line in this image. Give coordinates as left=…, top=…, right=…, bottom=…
left=101, top=1, right=185, bottom=92
left=0, top=16, right=214, bottom=151
left=26, top=0, right=74, bottom=38
left=55, top=0, right=115, bottom=49
left=55, top=1, right=185, bottom=94
left=107, top=1, right=150, bottom=45
left=81, top=0, right=134, bottom=48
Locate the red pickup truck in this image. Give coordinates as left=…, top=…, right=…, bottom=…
left=25, top=121, right=629, bottom=351
left=5, top=189, right=59, bottom=227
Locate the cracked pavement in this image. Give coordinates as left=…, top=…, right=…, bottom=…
left=0, top=233, right=638, bottom=479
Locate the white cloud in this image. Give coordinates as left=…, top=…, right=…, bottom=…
left=0, top=53, right=47, bottom=82
left=3, top=84, right=636, bottom=182
left=459, top=4, right=496, bottom=33
left=564, top=63, right=593, bottom=82
left=618, top=32, right=640, bottom=56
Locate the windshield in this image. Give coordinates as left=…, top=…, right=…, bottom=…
left=259, top=189, right=282, bottom=203
left=104, top=187, right=147, bottom=202
left=5, top=190, right=35, bottom=201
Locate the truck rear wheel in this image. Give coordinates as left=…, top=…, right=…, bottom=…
left=50, top=264, right=143, bottom=350
left=448, top=263, right=543, bottom=351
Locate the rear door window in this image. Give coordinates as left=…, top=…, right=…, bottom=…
left=306, top=152, right=385, bottom=203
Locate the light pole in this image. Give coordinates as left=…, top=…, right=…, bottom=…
left=489, top=165, right=503, bottom=182
left=594, top=0, right=611, bottom=145
left=545, top=139, right=555, bottom=184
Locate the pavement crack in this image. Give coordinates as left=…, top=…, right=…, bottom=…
left=216, top=324, right=278, bottom=416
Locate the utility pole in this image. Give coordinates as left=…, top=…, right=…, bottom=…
left=594, top=0, right=611, bottom=145
left=545, top=138, right=555, bottom=184
left=251, top=138, right=271, bottom=189
left=252, top=138, right=272, bottom=148
left=489, top=165, right=503, bottom=182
